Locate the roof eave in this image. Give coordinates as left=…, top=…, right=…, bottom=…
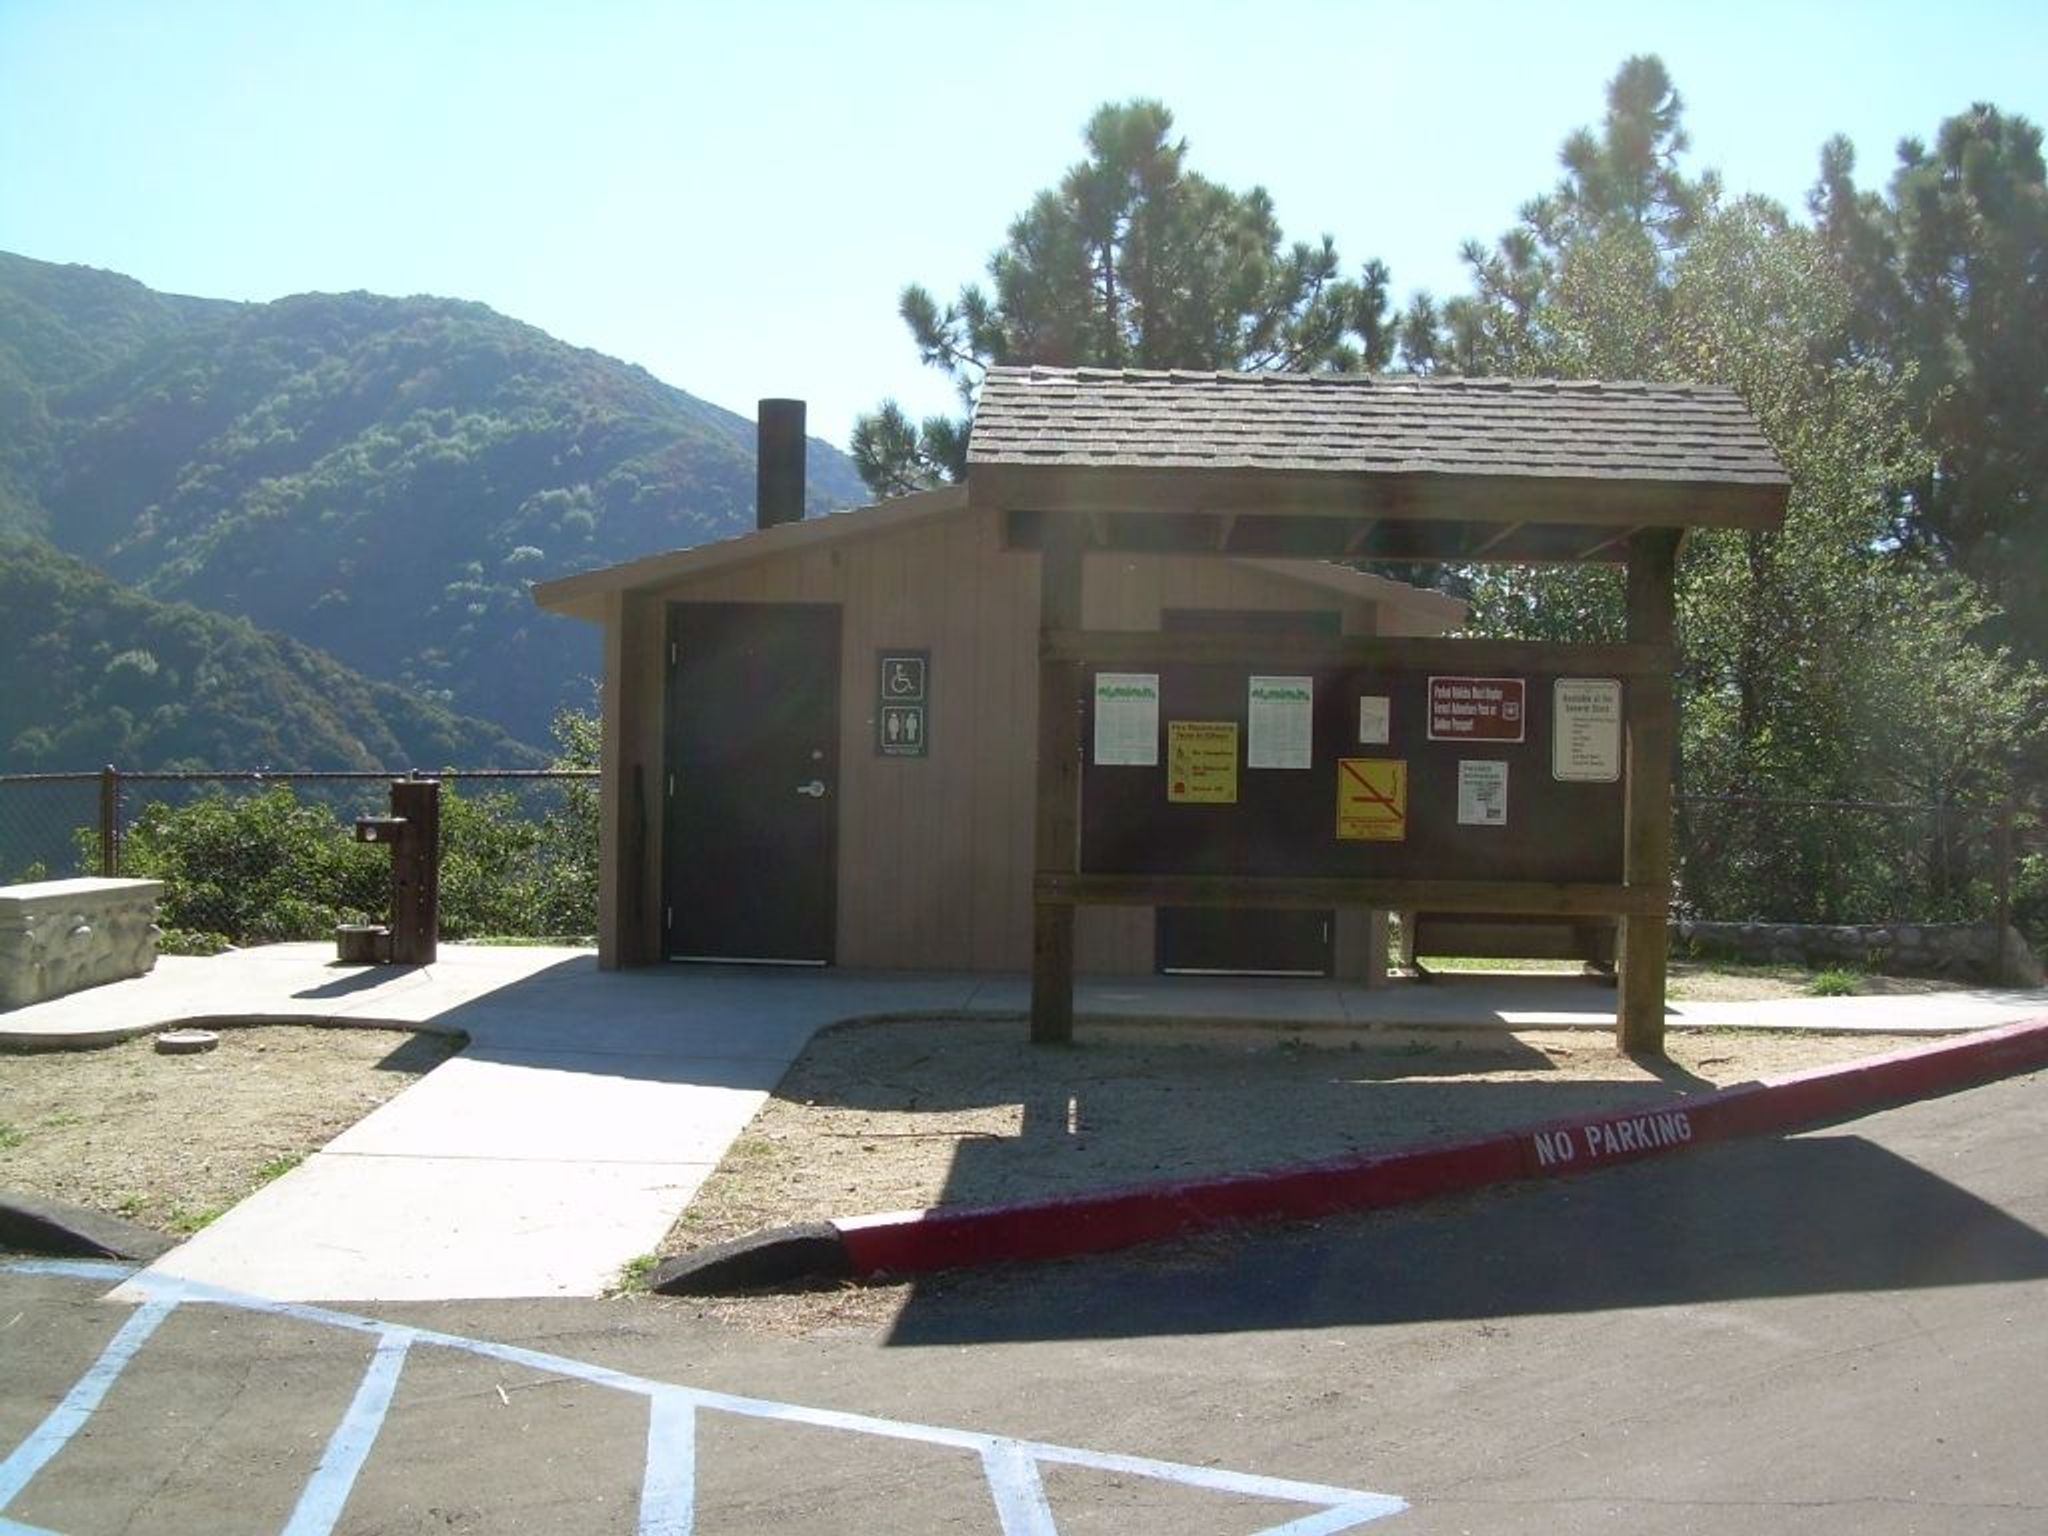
left=531, top=484, right=970, bottom=620
left=968, top=462, right=1789, bottom=535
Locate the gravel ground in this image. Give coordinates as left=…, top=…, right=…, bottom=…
left=0, top=1025, right=456, bottom=1235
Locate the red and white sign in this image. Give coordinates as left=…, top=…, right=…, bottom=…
left=1427, top=676, right=1526, bottom=743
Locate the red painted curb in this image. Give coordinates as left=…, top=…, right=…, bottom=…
left=833, top=1016, right=2048, bottom=1277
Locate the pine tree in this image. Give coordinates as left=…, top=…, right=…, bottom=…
left=851, top=100, right=1390, bottom=496
left=1810, top=105, right=2048, bottom=664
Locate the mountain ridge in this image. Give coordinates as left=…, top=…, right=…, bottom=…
left=1, top=251, right=868, bottom=747
left=0, top=536, right=541, bottom=773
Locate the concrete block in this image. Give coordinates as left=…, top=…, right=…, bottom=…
left=0, top=877, right=164, bottom=1009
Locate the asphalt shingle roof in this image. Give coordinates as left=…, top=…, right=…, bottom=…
left=968, top=366, right=1790, bottom=487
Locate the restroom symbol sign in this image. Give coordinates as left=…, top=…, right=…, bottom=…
left=877, top=650, right=931, bottom=757
left=881, top=654, right=927, bottom=701
left=880, top=704, right=926, bottom=755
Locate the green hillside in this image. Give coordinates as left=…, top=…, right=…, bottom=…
left=0, top=537, right=539, bottom=771
left=0, top=253, right=236, bottom=535
left=1, top=253, right=867, bottom=746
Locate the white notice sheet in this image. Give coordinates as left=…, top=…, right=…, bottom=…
left=1552, top=677, right=1623, bottom=782
left=1247, top=676, right=1314, bottom=769
left=1457, top=760, right=1509, bottom=826
left=1358, top=695, right=1391, bottom=745
left=1094, top=673, right=1160, bottom=766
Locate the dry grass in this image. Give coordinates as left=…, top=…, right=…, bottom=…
left=0, top=1025, right=456, bottom=1234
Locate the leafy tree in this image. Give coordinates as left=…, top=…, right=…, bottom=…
left=849, top=402, right=968, bottom=499
left=1399, top=55, right=1715, bottom=379
left=1527, top=56, right=1715, bottom=256
left=527, top=704, right=601, bottom=937
left=1809, top=105, right=2048, bottom=664
left=1427, top=59, right=2044, bottom=922
left=853, top=99, right=1392, bottom=496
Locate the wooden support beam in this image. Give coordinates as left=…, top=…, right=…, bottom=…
left=1466, top=520, right=1527, bottom=559
left=1037, top=872, right=1665, bottom=918
left=1030, top=517, right=1087, bottom=1044
left=1043, top=629, right=1672, bottom=677
left=1085, top=510, right=1111, bottom=549
left=601, top=590, right=661, bottom=969
left=1214, top=512, right=1237, bottom=553
left=1574, top=525, right=1641, bottom=562
left=1342, top=520, right=1378, bottom=555
left=1619, top=528, right=1681, bottom=1055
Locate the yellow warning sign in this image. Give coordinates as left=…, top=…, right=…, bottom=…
left=1167, top=720, right=1239, bottom=804
left=1337, top=757, right=1407, bottom=841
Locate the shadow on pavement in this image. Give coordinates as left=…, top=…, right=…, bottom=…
left=792, top=1020, right=1715, bottom=1212
left=370, top=1031, right=461, bottom=1075
left=883, top=1129, right=2048, bottom=1347
left=292, top=964, right=426, bottom=1000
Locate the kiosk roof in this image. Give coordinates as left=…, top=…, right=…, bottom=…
left=969, top=366, right=1790, bottom=563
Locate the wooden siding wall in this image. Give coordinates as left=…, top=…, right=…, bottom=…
left=625, top=506, right=1386, bottom=974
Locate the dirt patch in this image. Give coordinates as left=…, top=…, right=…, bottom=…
left=0, top=1026, right=457, bottom=1235
left=1415, top=958, right=1963, bottom=1002
left=1663, top=961, right=1961, bottom=1002
left=648, top=1020, right=1943, bottom=1336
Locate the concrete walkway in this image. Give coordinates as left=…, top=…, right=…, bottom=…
left=4, top=943, right=2044, bottom=1303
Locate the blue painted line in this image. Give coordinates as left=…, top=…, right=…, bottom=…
left=1252, top=1500, right=1412, bottom=1534
left=279, top=1328, right=414, bottom=1536
left=0, top=1297, right=176, bottom=1513
left=638, top=1390, right=697, bottom=1536
left=1022, top=1440, right=1407, bottom=1517
left=1, top=1260, right=1408, bottom=1530
left=980, top=1441, right=1056, bottom=1536
left=0, top=1260, right=134, bottom=1283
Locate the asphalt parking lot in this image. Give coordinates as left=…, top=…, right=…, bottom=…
left=5, top=1068, right=2045, bottom=1534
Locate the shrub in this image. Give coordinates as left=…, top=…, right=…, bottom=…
left=105, top=760, right=597, bottom=950
left=1806, top=968, right=1861, bottom=997
left=112, top=786, right=385, bottom=948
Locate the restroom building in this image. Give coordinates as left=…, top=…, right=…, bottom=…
left=531, top=395, right=1463, bottom=980
left=534, top=366, right=1787, bottom=1047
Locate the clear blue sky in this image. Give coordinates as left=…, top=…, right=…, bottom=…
left=3, top=0, right=2043, bottom=451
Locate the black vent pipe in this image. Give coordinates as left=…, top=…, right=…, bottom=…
left=757, top=398, right=806, bottom=530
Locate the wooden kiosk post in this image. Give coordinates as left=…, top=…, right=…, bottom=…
left=1620, top=529, right=1681, bottom=1054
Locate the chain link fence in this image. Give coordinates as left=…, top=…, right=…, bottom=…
left=1674, top=794, right=2032, bottom=937
left=0, top=767, right=599, bottom=945
left=4, top=769, right=2037, bottom=947
left=0, top=772, right=104, bottom=881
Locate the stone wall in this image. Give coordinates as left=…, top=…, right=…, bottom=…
left=0, top=878, right=165, bottom=1009
left=1672, top=917, right=2043, bottom=988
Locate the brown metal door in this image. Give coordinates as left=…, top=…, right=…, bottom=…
left=664, top=602, right=839, bottom=963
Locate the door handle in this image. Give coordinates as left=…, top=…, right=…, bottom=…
left=796, top=779, right=826, bottom=798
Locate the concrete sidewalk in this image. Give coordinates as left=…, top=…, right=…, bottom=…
left=3, top=943, right=2044, bottom=1303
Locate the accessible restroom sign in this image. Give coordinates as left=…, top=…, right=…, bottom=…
left=876, top=650, right=929, bottom=757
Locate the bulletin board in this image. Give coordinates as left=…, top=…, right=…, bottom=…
left=1079, top=663, right=1626, bottom=884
